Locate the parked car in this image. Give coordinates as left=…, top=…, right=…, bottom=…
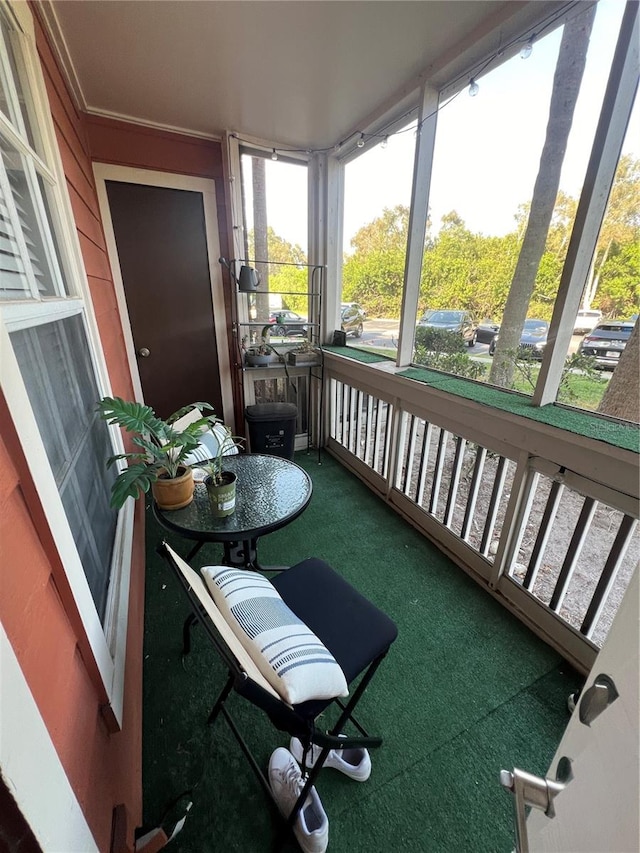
left=475, top=319, right=501, bottom=345
left=578, top=321, right=635, bottom=369
left=341, top=303, right=366, bottom=338
left=417, top=309, right=476, bottom=346
left=573, top=309, right=602, bottom=335
left=489, top=318, right=550, bottom=358
left=268, top=310, right=308, bottom=337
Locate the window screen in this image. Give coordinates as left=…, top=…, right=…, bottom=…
left=11, top=314, right=117, bottom=619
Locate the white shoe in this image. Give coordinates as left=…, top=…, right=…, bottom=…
left=268, top=747, right=329, bottom=853
left=567, top=690, right=581, bottom=713
left=290, top=735, right=372, bottom=782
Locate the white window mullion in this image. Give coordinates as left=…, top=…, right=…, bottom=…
left=0, top=17, right=23, bottom=130
left=24, top=158, right=67, bottom=295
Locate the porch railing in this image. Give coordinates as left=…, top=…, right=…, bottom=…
left=324, top=353, right=639, bottom=673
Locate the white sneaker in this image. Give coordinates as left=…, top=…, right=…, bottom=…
left=290, top=735, right=372, bottom=782
left=268, top=747, right=329, bottom=853
left=567, top=690, right=581, bottom=713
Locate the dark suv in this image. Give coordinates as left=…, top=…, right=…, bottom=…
left=417, top=310, right=476, bottom=346
left=578, top=321, right=635, bottom=369
left=268, top=310, right=308, bottom=337
left=341, top=303, right=366, bottom=338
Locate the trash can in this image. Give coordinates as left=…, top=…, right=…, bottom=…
left=245, top=403, right=298, bottom=460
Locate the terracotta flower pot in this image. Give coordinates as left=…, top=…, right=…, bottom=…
left=205, top=471, right=237, bottom=517
left=151, top=466, right=194, bottom=510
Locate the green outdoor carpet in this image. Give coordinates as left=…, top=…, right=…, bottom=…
left=142, top=451, right=580, bottom=852
left=397, top=367, right=639, bottom=452
left=322, top=345, right=394, bottom=363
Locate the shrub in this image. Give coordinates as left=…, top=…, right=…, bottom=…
left=414, top=325, right=466, bottom=354
left=414, top=346, right=488, bottom=381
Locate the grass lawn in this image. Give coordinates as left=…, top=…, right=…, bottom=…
left=510, top=367, right=609, bottom=410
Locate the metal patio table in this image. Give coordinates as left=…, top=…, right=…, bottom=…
left=152, top=452, right=313, bottom=571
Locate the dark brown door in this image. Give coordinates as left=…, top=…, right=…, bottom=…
left=106, top=181, right=223, bottom=419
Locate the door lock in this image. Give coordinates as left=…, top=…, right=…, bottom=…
left=137, top=347, right=151, bottom=358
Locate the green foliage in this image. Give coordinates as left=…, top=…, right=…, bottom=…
left=342, top=205, right=409, bottom=316
left=97, top=397, right=221, bottom=508
left=414, top=325, right=466, bottom=354
left=596, top=240, right=640, bottom=317
left=194, top=428, right=244, bottom=486
left=337, top=155, right=639, bottom=324
left=413, top=327, right=486, bottom=380
left=414, top=345, right=488, bottom=381
left=268, top=265, right=309, bottom=315
left=508, top=352, right=605, bottom=407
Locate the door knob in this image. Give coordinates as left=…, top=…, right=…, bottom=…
left=137, top=347, right=151, bottom=358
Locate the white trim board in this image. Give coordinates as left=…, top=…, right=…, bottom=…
left=93, top=163, right=235, bottom=424
left=0, top=622, right=99, bottom=852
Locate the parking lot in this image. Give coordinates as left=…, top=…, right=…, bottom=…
left=354, top=318, right=585, bottom=357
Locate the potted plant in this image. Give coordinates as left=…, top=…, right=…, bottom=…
left=198, top=427, right=245, bottom=517
left=245, top=337, right=281, bottom=367
left=97, top=397, right=221, bottom=510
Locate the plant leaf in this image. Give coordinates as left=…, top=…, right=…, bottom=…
left=109, top=462, right=160, bottom=509
left=97, top=397, right=167, bottom=442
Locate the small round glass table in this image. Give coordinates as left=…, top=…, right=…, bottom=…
left=152, top=453, right=313, bottom=570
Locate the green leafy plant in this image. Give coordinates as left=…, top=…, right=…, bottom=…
left=197, top=427, right=245, bottom=485
left=97, top=397, right=221, bottom=508
left=414, top=327, right=487, bottom=381
left=414, top=326, right=467, bottom=354
left=510, top=351, right=605, bottom=404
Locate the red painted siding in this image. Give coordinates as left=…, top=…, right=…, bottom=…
left=0, top=8, right=146, bottom=851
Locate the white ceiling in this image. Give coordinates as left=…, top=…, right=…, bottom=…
left=47, top=1, right=561, bottom=150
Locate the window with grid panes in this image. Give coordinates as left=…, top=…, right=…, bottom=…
left=0, top=6, right=118, bottom=621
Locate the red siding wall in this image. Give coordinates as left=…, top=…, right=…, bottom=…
left=0, top=8, right=146, bottom=851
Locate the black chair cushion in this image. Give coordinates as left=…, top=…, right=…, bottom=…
left=271, top=558, right=398, bottom=686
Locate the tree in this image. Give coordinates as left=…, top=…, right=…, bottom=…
left=596, top=239, right=640, bottom=317
left=489, top=4, right=596, bottom=388
left=342, top=205, right=409, bottom=316
left=252, top=156, right=270, bottom=321
left=583, top=154, right=640, bottom=310
left=597, top=319, right=640, bottom=423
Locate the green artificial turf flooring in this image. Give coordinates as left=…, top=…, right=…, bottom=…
left=141, top=451, right=580, bottom=852
left=398, top=367, right=639, bottom=452
left=322, top=345, right=394, bottom=363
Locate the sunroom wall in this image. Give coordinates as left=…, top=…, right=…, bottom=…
left=0, top=7, right=143, bottom=850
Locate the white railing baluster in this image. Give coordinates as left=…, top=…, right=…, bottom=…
left=523, top=480, right=565, bottom=590
left=461, top=445, right=486, bottom=543
left=481, top=457, right=510, bottom=557
left=428, top=428, right=449, bottom=517
left=364, top=393, right=373, bottom=467
left=355, top=389, right=364, bottom=460
left=444, top=436, right=466, bottom=529
left=416, top=420, right=433, bottom=507
left=549, top=496, right=597, bottom=612
left=322, top=359, right=638, bottom=664
left=581, top=515, right=638, bottom=638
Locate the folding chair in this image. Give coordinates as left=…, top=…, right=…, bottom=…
left=158, top=542, right=398, bottom=848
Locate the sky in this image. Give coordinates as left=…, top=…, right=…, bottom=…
left=242, top=1, right=637, bottom=256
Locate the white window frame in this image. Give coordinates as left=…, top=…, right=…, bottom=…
left=0, top=0, right=133, bottom=729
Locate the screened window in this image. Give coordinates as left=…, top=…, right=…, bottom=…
left=10, top=316, right=117, bottom=618
left=341, top=121, right=416, bottom=353
left=239, top=149, right=309, bottom=339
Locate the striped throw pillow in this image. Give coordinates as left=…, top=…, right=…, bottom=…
left=201, top=566, right=348, bottom=705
